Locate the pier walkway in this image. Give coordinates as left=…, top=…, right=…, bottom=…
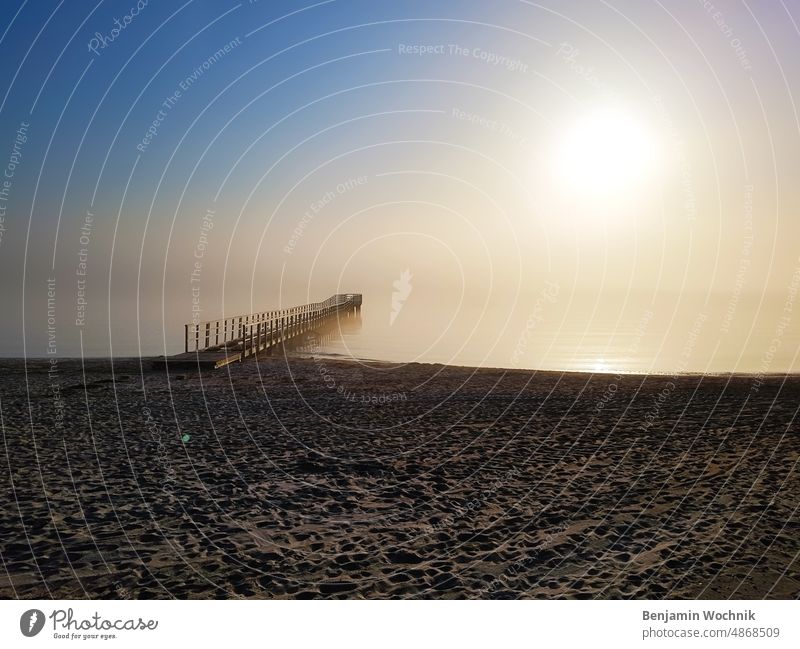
left=157, top=293, right=362, bottom=369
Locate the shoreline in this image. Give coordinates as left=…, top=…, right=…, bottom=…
left=4, top=354, right=799, bottom=380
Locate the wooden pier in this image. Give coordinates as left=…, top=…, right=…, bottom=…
left=156, top=293, right=362, bottom=369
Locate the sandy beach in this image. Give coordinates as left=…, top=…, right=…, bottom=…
left=1, top=356, right=798, bottom=599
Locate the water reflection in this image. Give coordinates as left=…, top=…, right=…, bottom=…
left=284, top=298, right=800, bottom=375
left=287, top=309, right=363, bottom=358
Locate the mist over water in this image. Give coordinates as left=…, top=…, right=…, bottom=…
left=11, top=267, right=800, bottom=376
left=10, top=266, right=795, bottom=375
left=292, top=289, right=800, bottom=375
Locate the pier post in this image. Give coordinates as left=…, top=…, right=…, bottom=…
left=267, top=319, right=273, bottom=356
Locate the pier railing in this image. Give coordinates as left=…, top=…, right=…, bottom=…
left=184, top=293, right=362, bottom=361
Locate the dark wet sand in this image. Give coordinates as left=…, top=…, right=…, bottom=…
left=1, top=356, right=798, bottom=599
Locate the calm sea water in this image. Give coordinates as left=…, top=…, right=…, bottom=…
left=292, top=301, right=800, bottom=375
left=22, top=293, right=798, bottom=375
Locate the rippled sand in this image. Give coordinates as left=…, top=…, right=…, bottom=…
left=1, top=357, right=798, bottom=599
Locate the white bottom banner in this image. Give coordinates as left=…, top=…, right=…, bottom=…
left=1, top=600, right=797, bottom=648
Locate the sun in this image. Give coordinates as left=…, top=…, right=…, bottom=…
left=553, top=105, right=660, bottom=198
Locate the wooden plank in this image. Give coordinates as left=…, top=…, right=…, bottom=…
left=151, top=350, right=241, bottom=370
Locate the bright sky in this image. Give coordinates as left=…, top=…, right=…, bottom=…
left=1, top=0, right=799, bottom=372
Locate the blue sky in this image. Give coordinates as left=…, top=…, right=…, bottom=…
left=1, top=1, right=799, bottom=371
